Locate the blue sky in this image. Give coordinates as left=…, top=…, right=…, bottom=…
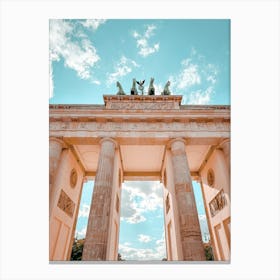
left=50, top=19, right=230, bottom=104
left=50, top=19, right=230, bottom=260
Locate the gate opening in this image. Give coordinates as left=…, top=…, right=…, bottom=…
left=71, top=180, right=94, bottom=261
left=118, top=181, right=167, bottom=261
left=70, top=179, right=213, bottom=261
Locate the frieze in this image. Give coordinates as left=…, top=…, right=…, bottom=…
left=49, top=120, right=230, bottom=132
left=106, top=101, right=179, bottom=110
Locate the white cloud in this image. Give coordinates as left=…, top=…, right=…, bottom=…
left=76, top=227, right=87, bottom=239
left=91, top=80, right=101, bottom=85
left=198, top=214, right=210, bottom=242
left=106, top=56, right=139, bottom=86
left=178, top=64, right=201, bottom=89
left=80, top=19, right=106, bottom=31
left=118, top=239, right=166, bottom=260
left=78, top=204, right=90, bottom=218
left=169, top=59, right=201, bottom=91
left=120, top=181, right=163, bottom=224
left=119, top=231, right=166, bottom=260
left=186, top=86, right=214, bottom=105
left=154, top=83, right=163, bottom=95
left=133, top=24, right=160, bottom=57
left=205, top=63, right=218, bottom=85
left=121, top=213, right=146, bottom=224
left=207, top=75, right=217, bottom=84
left=49, top=19, right=100, bottom=97
left=138, top=234, right=152, bottom=243
left=167, top=48, right=218, bottom=105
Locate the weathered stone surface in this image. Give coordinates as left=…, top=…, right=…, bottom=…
left=82, top=138, right=117, bottom=261
left=169, top=138, right=206, bottom=261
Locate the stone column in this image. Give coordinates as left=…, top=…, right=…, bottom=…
left=168, top=138, right=205, bottom=261
left=82, top=138, right=118, bottom=260
left=219, top=139, right=230, bottom=171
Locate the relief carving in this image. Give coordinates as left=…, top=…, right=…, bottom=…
left=57, top=189, right=75, bottom=217
left=108, top=102, right=176, bottom=110
left=209, top=189, right=227, bottom=217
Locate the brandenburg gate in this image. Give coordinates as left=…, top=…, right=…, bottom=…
left=49, top=95, right=230, bottom=261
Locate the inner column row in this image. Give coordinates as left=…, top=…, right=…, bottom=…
left=82, top=137, right=205, bottom=261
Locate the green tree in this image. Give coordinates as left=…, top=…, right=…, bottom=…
left=204, top=245, right=214, bottom=261
left=70, top=238, right=84, bottom=261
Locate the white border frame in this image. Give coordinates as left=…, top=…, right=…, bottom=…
left=1, top=0, right=279, bottom=279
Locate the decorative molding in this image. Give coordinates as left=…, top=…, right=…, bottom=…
left=49, top=103, right=230, bottom=111
left=99, top=137, right=119, bottom=149
left=50, top=121, right=230, bottom=133
left=167, top=138, right=187, bottom=149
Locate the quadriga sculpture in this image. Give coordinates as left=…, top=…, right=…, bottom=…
left=161, top=81, right=171, bottom=95
left=130, top=78, right=138, bottom=95
left=136, top=80, right=145, bottom=95
left=148, top=77, right=155, bottom=95
left=116, top=81, right=126, bottom=95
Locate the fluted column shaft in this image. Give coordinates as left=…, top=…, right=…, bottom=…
left=169, top=138, right=205, bottom=261
left=82, top=138, right=117, bottom=260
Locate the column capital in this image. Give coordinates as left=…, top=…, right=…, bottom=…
left=166, top=138, right=187, bottom=149
left=217, top=138, right=230, bottom=147
left=99, top=137, right=119, bottom=149
left=49, top=137, right=68, bottom=148
left=216, top=138, right=230, bottom=151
